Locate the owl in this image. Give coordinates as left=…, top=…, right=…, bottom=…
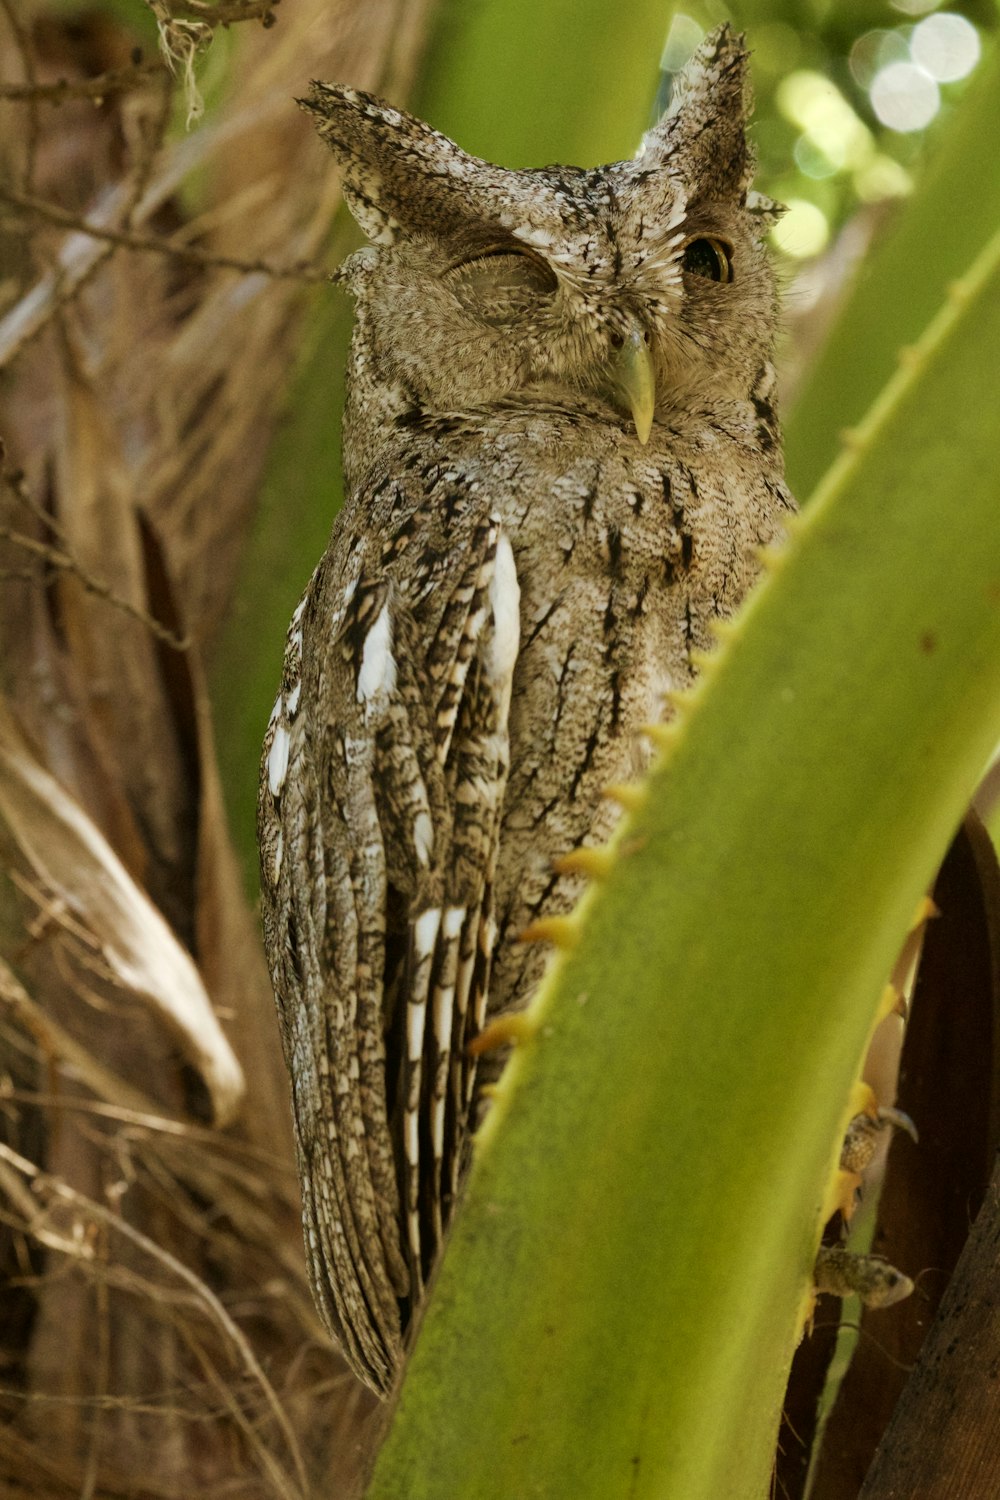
left=258, top=24, right=796, bottom=1396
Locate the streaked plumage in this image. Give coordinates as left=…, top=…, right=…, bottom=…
left=258, top=24, right=794, bottom=1393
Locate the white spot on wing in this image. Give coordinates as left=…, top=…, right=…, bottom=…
left=407, top=1001, right=426, bottom=1062
left=488, top=534, right=520, bottom=684
left=431, top=1095, right=445, bottom=1160
left=330, top=574, right=360, bottom=636
left=415, top=908, right=441, bottom=960
left=404, top=1109, right=419, bottom=1166
left=357, top=602, right=397, bottom=703
left=434, top=989, right=455, bottom=1050
left=414, top=811, right=434, bottom=865
left=443, top=905, right=466, bottom=941
left=285, top=679, right=302, bottom=715
left=267, top=724, right=290, bottom=796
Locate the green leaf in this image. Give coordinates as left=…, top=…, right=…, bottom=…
left=416, top=0, right=672, bottom=167
left=365, top=234, right=1000, bottom=1500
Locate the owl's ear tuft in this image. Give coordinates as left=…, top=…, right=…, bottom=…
left=300, top=82, right=518, bottom=246
left=746, top=191, right=785, bottom=230
left=636, top=23, right=754, bottom=196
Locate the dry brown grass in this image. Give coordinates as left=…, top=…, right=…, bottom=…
left=0, top=2, right=433, bottom=1492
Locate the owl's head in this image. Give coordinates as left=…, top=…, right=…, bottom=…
left=303, top=24, right=781, bottom=446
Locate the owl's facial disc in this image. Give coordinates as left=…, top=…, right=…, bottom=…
left=607, top=327, right=655, bottom=445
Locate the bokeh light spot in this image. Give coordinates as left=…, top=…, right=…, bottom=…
left=870, top=61, right=940, bottom=131
left=911, top=12, right=980, bottom=82
left=771, top=199, right=830, bottom=260
left=850, top=29, right=909, bottom=90
left=777, top=71, right=872, bottom=173
left=854, top=155, right=912, bottom=202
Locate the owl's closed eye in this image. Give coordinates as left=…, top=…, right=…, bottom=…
left=444, top=246, right=559, bottom=326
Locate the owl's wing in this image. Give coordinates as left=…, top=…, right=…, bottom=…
left=259, top=501, right=520, bottom=1394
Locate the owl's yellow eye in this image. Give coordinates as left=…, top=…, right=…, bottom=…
left=682, top=237, right=733, bottom=284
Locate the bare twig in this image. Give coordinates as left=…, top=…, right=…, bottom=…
left=11, top=868, right=105, bottom=953
left=0, top=1088, right=296, bottom=1176
left=0, top=0, right=41, bottom=192
left=80, top=1224, right=112, bottom=1500
left=115, top=64, right=174, bottom=236
left=0, top=462, right=191, bottom=650
left=0, top=521, right=192, bottom=649
left=0, top=58, right=166, bottom=104
left=162, top=0, right=281, bottom=25
left=0, top=86, right=298, bottom=369
left=0, top=954, right=160, bottom=1116
left=180, top=1322, right=303, bottom=1500
left=0, top=185, right=328, bottom=283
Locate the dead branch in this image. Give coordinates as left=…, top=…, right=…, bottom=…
left=0, top=0, right=41, bottom=191
left=0, top=185, right=329, bottom=283
left=0, top=59, right=166, bottom=104
left=0, top=460, right=191, bottom=650
left=158, top=0, right=281, bottom=26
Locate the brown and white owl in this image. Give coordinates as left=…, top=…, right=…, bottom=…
left=258, top=23, right=796, bottom=1396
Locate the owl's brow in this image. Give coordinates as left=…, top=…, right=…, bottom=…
left=676, top=202, right=740, bottom=238
left=441, top=228, right=554, bottom=273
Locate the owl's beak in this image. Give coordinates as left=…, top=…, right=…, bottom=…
left=609, top=328, right=655, bottom=445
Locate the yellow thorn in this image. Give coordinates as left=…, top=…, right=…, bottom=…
left=518, top=915, right=579, bottom=949
left=478, top=1082, right=501, bottom=1100
left=553, top=845, right=616, bottom=880
left=910, top=895, right=938, bottom=930
left=876, top=981, right=903, bottom=1024
left=708, top=617, right=736, bottom=642
left=839, top=426, right=863, bottom=451
left=468, top=1011, right=537, bottom=1057
left=688, top=646, right=713, bottom=672
left=603, top=781, right=647, bottom=813
left=754, top=542, right=785, bottom=569
left=848, top=1079, right=879, bottom=1119
left=823, top=1167, right=862, bottom=1223
left=638, top=721, right=676, bottom=747
left=796, top=1283, right=818, bottom=1341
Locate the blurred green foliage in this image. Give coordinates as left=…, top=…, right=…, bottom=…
left=783, top=32, right=1000, bottom=490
